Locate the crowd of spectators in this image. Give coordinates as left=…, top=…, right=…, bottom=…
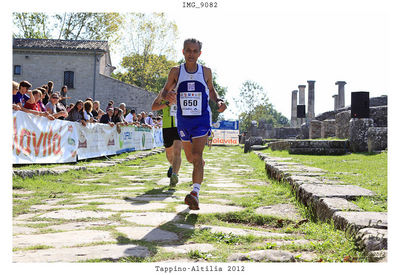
left=12, top=80, right=163, bottom=129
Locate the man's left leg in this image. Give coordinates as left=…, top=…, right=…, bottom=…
left=184, top=135, right=207, bottom=210
left=169, top=139, right=182, bottom=187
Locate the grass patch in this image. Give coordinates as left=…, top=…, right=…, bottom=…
left=13, top=245, right=54, bottom=252
left=258, top=148, right=387, bottom=211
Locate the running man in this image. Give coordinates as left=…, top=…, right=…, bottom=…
left=152, top=90, right=182, bottom=187
left=162, top=38, right=227, bottom=210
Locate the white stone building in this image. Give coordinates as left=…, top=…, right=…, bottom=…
left=12, top=38, right=156, bottom=112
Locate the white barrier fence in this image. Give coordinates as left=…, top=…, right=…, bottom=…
left=12, top=111, right=163, bottom=164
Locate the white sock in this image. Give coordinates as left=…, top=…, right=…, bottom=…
left=192, top=183, right=201, bottom=196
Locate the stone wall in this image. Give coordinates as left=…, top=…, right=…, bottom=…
left=335, top=111, right=351, bottom=139
left=289, top=140, right=349, bottom=155
left=321, top=119, right=336, bottom=138
left=273, top=127, right=301, bottom=139
left=370, top=106, right=387, bottom=127
left=370, top=95, right=387, bottom=107
left=268, top=140, right=349, bottom=155
left=97, top=74, right=156, bottom=113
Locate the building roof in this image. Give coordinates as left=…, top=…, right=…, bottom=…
left=13, top=38, right=109, bottom=53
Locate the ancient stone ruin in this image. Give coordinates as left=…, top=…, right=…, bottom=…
left=244, top=80, right=387, bottom=154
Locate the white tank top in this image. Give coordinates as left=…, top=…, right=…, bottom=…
left=176, top=63, right=212, bottom=127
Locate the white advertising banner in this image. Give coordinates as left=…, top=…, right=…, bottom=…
left=12, top=111, right=78, bottom=164
left=77, top=123, right=118, bottom=160
left=153, top=127, right=164, bottom=148
left=116, top=126, right=155, bottom=154
left=211, top=120, right=240, bottom=146
left=13, top=111, right=164, bottom=164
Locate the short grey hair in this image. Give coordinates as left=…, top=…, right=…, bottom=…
left=183, top=38, right=202, bottom=51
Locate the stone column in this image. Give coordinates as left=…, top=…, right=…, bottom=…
left=332, top=94, right=338, bottom=111
left=298, top=85, right=306, bottom=105
left=309, top=120, right=322, bottom=139
left=307, top=80, right=316, bottom=121
left=335, top=81, right=347, bottom=108
left=291, top=90, right=298, bottom=127
left=298, top=85, right=306, bottom=126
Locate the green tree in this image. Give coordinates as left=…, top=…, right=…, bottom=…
left=54, top=13, right=122, bottom=41
left=13, top=12, right=123, bottom=42
left=113, top=53, right=177, bottom=92
left=13, top=13, right=50, bottom=39
left=112, top=13, right=179, bottom=93
left=235, top=80, right=288, bottom=132
left=119, top=13, right=178, bottom=59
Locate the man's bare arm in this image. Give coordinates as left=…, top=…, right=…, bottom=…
left=161, top=67, right=179, bottom=102
left=151, top=91, right=168, bottom=111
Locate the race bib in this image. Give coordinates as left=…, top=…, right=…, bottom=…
left=169, top=104, right=177, bottom=117
left=180, top=92, right=202, bottom=116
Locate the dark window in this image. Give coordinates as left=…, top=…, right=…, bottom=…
left=64, top=71, right=74, bottom=88
left=14, top=65, right=21, bottom=75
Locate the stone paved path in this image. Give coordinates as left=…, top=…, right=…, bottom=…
left=12, top=147, right=364, bottom=263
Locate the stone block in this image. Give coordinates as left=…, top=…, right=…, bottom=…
left=13, top=244, right=150, bottom=263
left=369, top=95, right=387, bottom=107
left=370, top=106, right=387, bottom=127
left=228, top=250, right=295, bottom=262
left=367, top=127, right=387, bottom=152
left=335, top=110, right=351, bottom=139
left=290, top=140, right=348, bottom=148
left=321, top=119, right=336, bottom=138
left=349, top=118, right=374, bottom=152
left=116, top=226, right=179, bottom=242
left=286, top=175, right=325, bottom=189
left=13, top=230, right=114, bottom=249
left=289, top=147, right=347, bottom=155
left=332, top=211, right=387, bottom=231
left=298, top=184, right=375, bottom=203
left=367, top=250, right=387, bottom=262
left=299, top=122, right=310, bottom=139
left=314, top=197, right=363, bottom=222
left=309, top=120, right=322, bottom=139
left=356, top=228, right=387, bottom=252
left=269, top=140, right=293, bottom=151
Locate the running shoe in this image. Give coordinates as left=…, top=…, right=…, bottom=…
left=170, top=173, right=179, bottom=187
left=167, top=166, right=172, bottom=178
left=184, top=191, right=200, bottom=210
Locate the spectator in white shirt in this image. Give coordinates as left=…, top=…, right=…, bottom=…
left=125, top=109, right=136, bottom=123
left=145, top=112, right=155, bottom=126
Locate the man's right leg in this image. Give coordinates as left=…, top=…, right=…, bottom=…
left=182, top=141, right=205, bottom=167
left=183, top=135, right=207, bottom=210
